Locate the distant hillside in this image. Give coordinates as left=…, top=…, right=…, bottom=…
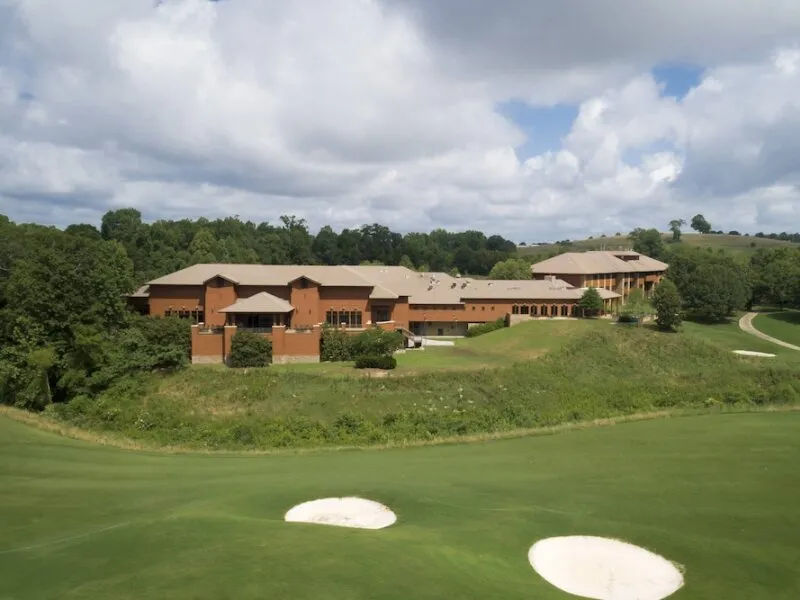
left=517, top=233, right=798, bottom=261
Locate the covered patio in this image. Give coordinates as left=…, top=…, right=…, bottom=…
left=219, top=292, right=295, bottom=333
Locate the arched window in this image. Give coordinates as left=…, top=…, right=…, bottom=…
left=532, top=305, right=538, bottom=316
left=512, top=305, right=520, bottom=315
left=520, top=305, right=529, bottom=315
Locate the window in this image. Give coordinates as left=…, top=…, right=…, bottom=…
left=373, top=306, right=390, bottom=322
left=560, top=305, right=569, bottom=317
left=326, top=310, right=363, bottom=328
left=512, top=305, right=520, bottom=315
left=531, top=305, right=538, bottom=316
left=520, top=305, right=529, bottom=315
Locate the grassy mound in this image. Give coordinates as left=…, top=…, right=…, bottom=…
left=45, top=326, right=800, bottom=450
left=1, top=413, right=799, bottom=599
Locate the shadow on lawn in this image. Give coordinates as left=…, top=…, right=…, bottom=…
left=764, top=310, right=800, bottom=326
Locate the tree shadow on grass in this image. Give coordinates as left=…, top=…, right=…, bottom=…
left=765, top=311, right=800, bottom=326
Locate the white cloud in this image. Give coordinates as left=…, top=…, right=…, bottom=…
left=0, top=0, right=799, bottom=242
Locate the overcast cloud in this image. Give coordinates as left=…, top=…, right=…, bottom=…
left=1, top=0, right=799, bottom=241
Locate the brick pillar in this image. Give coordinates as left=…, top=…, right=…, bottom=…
left=223, top=325, right=237, bottom=363
left=191, top=325, right=200, bottom=363
left=272, top=325, right=286, bottom=361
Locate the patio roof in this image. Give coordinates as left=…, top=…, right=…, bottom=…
left=218, top=292, right=295, bottom=314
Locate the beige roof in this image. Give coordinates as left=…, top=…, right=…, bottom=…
left=142, top=263, right=621, bottom=305
left=129, top=285, right=150, bottom=298
left=530, top=251, right=668, bottom=275
left=219, top=292, right=295, bottom=314
left=462, top=279, right=621, bottom=301
left=147, top=264, right=376, bottom=288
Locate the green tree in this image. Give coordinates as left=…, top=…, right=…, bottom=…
left=628, top=228, right=665, bottom=259
left=577, top=287, right=604, bottom=317
left=488, top=258, right=531, bottom=280
left=189, top=228, right=218, bottom=264
left=228, top=331, right=272, bottom=368
left=668, top=219, right=685, bottom=243
left=398, top=254, right=415, bottom=270
left=652, top=279, right=682, bottom=331
left=691, top=214, right=712, bottom=234
left=682, top=262, right=749, bottom=321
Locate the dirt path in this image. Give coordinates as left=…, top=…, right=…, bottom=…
left=738, top=312, right=800, bottom=351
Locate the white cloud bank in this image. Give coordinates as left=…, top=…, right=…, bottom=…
left=0, top=0, right=799, bottom=241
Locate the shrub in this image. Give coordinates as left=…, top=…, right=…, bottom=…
left=350, top=328, right=404, bottom=357
left=617, top=313, right=639, bottom=324
left=320, top=326, right=353, bottom=362
left=465, top=317, right=506, bottom=338
left=354, top=355, right=397, bottom=370
left=577, top=287, right=604, bottom=317
left=228, top=331, right=272, bottom=368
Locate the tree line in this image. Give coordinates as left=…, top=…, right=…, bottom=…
left=91, top=208, right=518, bottom=285
left=629, top=226, right=800, bottom=321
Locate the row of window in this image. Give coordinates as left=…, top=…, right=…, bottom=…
left=325, top=310, right=363, bottom=328
left=512, top=305, right=574, bottom=317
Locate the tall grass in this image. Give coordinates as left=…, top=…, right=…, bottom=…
left=48, top=327, right=800, bottom=450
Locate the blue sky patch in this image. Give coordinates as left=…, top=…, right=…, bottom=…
left=651, top=63, right=705, bottom=100
left=497, top=100, right=578, bottom=159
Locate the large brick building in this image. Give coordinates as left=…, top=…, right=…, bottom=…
left=130, top=258, right=659, bottom=364
left=530, top=251, right=668, bottom=301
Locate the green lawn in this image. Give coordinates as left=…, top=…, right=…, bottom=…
left=272, top=319, right=607, bottom=375
left=1, top=413, right=798, bottom=599
left=753, top=311, right=800, bottom=347
left=518, top=233, right=797, bottom=260
left=682, top=318, right=800, bottom=363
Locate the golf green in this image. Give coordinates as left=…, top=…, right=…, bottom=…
left=1, top=413, right=798, bottom=599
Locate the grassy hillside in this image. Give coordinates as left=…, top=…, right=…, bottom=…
left=41, top=324, right=800, bottom=450
left=753, top=311, right=800, bottom=347
left=1, top=412, right=799, bottom=599
left=518, top=233, right=798, bottom=260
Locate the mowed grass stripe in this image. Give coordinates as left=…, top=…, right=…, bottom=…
left=1, top=413, right=799, bottom=599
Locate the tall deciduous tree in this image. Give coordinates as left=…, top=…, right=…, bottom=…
left=628, top=228, right=665, bottom=259
left=668, top=219, right=685, bottom=243
left=488, top=258, right=531, bottom=280
left=690, top=214, right=712, bottom=234
left=652, top=279, right=682, bottom=331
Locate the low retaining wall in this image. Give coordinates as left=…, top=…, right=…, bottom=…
left=191, top=324, right=322, bottom=364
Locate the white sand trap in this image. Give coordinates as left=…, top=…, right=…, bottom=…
left=284, top=497, right=397, bottom=530
left=733, top=350, right=776, bottom=358
left=528, top=536, right=684, bottom=600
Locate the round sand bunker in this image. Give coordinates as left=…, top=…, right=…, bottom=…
left=733, top=350, right=776, bottom=358
left=528, top=536, right=683, bottom=600
left=284, top=497, right=397, bottom=530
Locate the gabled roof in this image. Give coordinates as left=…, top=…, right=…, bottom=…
left=219, top=292, right=295, bottom=314
left=147, top=264, right=377, bottom=287
left=530, top=251, right=668, bottom=275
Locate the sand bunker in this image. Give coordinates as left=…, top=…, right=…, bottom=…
left=733, top=350, right=776, bottom=358
left=528, top=536, right=684, bottom=600
left=284, top=497, right=397, bottom=529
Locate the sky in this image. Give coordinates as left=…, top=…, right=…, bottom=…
left=1, top=0, right=800, bottom=242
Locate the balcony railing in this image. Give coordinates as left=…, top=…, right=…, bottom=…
left=237, top=327, right=273, bottom=334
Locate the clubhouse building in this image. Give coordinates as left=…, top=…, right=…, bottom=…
left=129, top=251, right=666, bottom=364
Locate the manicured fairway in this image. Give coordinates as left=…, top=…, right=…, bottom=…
left=1, top=413, right=799, bottom=599
left=753, top=311, right=800, bottom=348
